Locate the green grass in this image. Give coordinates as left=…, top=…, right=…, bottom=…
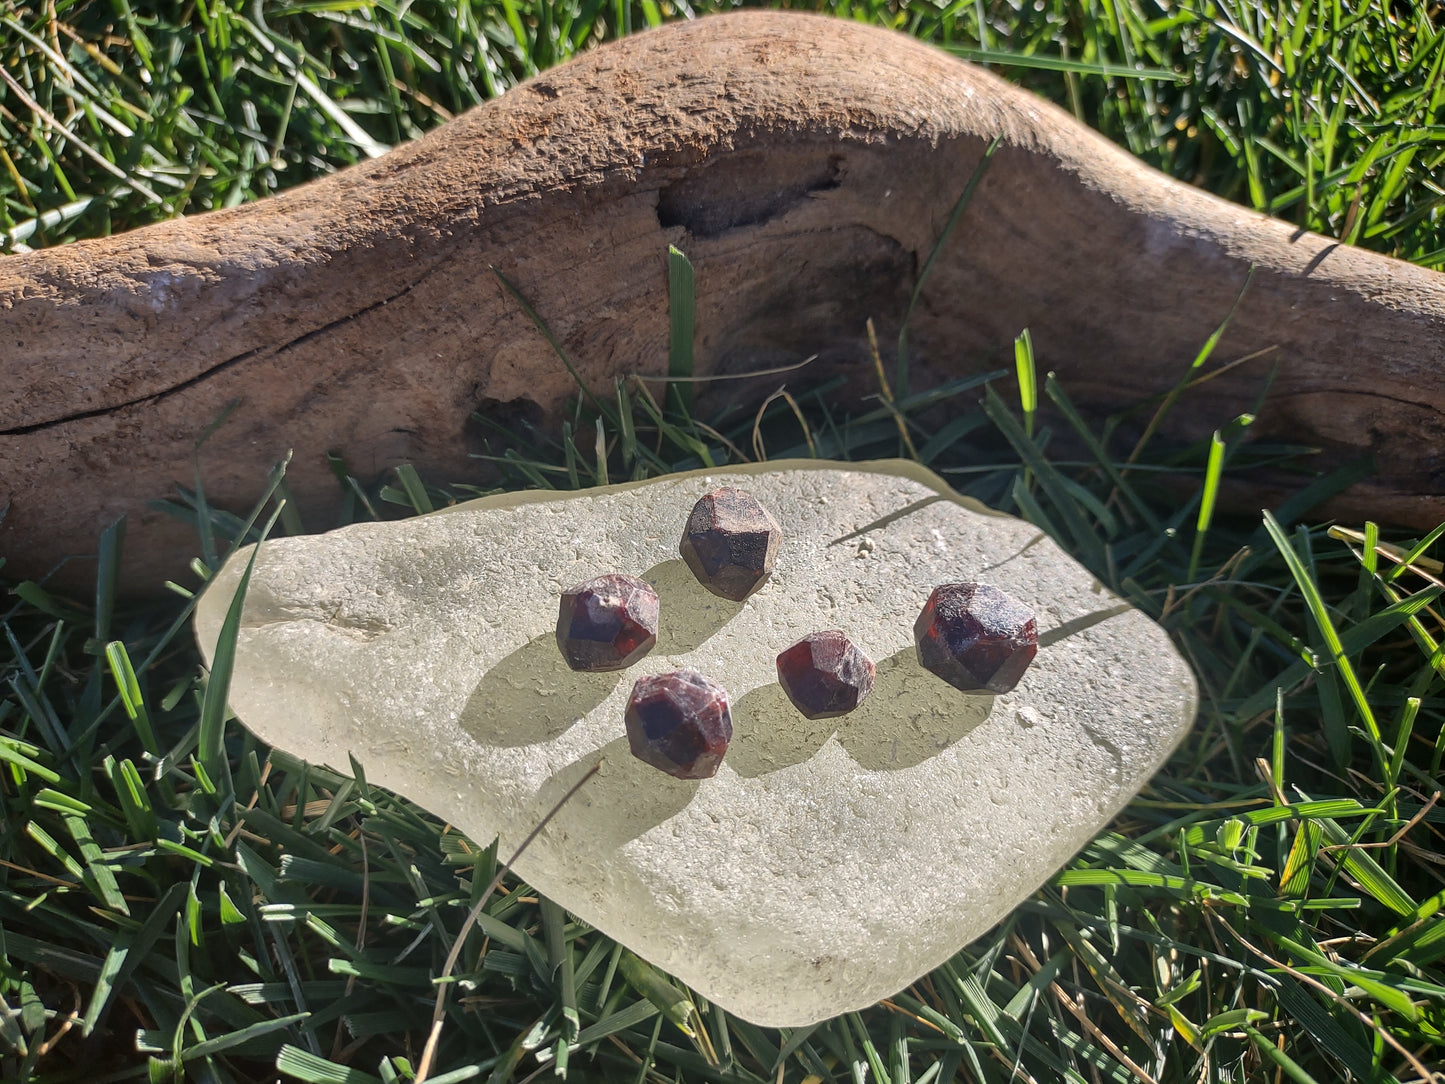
left=3, top=1, right=1445, bottom=1082
left=3, top=0, right=1444, bottom=263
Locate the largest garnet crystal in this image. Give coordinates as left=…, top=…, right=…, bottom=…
left=556, top=573, right=659, bottom=672
left=625, top=670, right=733, bottom=779
left=914, top=583, right=1038, bottom=694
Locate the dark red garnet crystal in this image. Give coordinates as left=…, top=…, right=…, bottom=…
left=624, top=670, right=733, bottom=780
left=679, top=487, right=782, bottom=602
left=555, top=573, right=659, bottom=672
left=776, top=630, right=876, bottom=719
left=914, top=582, right=1038, bottom=694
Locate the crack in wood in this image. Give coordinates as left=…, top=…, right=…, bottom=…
left=0, top=283, right=419, bottom=436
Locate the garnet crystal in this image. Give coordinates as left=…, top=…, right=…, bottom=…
left=914, top=583, right=1037, bottom=694
left=625, top=670, right=733, bottom=779
left=556, top=573, right=659, bottom=672
left=679, top=487, right=782, bottom=602
left=776, top=630, right=876, bottom=719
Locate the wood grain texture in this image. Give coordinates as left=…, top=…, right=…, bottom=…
left=3, top=11, right=1443, bottom=590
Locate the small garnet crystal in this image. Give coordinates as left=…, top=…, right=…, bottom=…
left=679, top=487, right=782, bottom=602
left=625, top=670, right=733, bottom=780
left=914, top=583, right=1038, bottom=694
left=556, top=573, right=659, bottom=672
left=776, top=630, right=876, bottom=719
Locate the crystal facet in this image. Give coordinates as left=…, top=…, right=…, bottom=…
left=914, top=583, right=1038, bottom=693
left=625, top=670, right=733, bottom=779
left=679, top=487, right=782, bottom=601
left=556, top=573, right=659, bottom=672
left=776, top=630, right=876, bottom=719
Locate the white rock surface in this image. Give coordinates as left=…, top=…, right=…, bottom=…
left=195, top=460, right=1196, bottom=1026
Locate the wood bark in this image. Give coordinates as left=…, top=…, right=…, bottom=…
left=3, top=11, right=1443, bottom=591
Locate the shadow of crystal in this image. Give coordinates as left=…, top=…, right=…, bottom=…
left=642, top=559, right=746, bottom=654
left=729, top=648, right=994, bottom=776
left=458, top=633, right=621, bottom=748
left=725, top=683, right=834, bottom=778
left=529, top=737, right=699, bottom=852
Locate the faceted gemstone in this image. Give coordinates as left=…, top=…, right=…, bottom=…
left=776, top=630, right=876, bottom=719
left=556, top=573, right=659, bottom=672
left=625, top=670, right=733, bottom=779
left=914, top=583, right=1038, bottom=694
left=679, top=487, right=782, bottom=602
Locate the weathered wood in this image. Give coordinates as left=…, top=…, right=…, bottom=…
left=3, top=11, right=1443, bottom=590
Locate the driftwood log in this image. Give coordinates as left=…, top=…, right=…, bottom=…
left=4, top=11, right=1443, bottom=591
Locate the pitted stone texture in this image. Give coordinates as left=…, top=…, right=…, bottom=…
left=626, top=670, right=732, bottom=779
left=557, top=574, right=659, bottom=672
left=195, top=460, right=1197, bottom=1027
left=915, top=583, right=1039, bottom=694
left=776, top=631, right=875, bottom=719
left=679, top=487, right=782, bottom=601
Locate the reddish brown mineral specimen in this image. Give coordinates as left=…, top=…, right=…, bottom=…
left=679, top=487, right=782, bottom=602
left=625, top=670, right=733, bottom=779
left=776, top=630, right=876, bottom=719
left=914, top=583, right=1037, bottom=694
left=556, top=573, right=659, bottom=672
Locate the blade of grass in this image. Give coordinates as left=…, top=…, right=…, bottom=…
left=1261, top=511, right=1384, bottom=762
left=945, top=46, right=1188, bottom=81
left=1122, top=267, right=1255, bottom=471
left=104, top=640, right=158, bottom=755
left=81, top=881, right=187, bottom=1037
left=667, top=244, right=695, bottom=415
left=198, top=503, right=283, bottom=771
left=493, top=266, right=615, bottom=424
left=1014, top=328, right=1038, bottom=440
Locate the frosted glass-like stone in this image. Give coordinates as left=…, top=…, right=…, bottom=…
left=194, top=460, right=1196, bottom=1026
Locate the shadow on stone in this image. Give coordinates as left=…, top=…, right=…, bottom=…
left=729, top=683, right=836, bottom=778
left=459, top=633, right=620, bottom=748
left=837, top=649, right=993, bottom=770
left=826, top=494, right=949, bottom=546
left=531, top=737, right=699, bottom=852
left=643, top=559, right=745, bottom=654
left=1038, top=603, right=1133, bottom=648
left=730, top=648, right=995, bottom=775
left=974, top=532, right=1049, bottom=577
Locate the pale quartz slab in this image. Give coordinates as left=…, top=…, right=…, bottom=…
left=195, top=460, right=1197, bottom=1026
